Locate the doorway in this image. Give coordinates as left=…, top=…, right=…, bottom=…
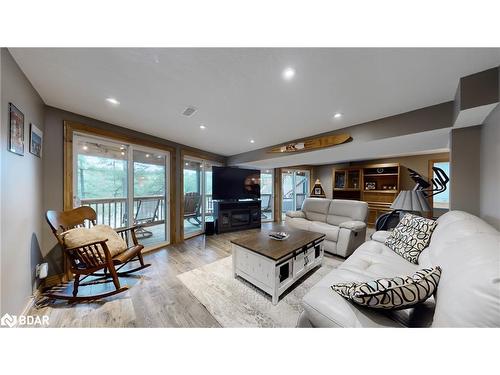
left=182, top=156, right=221, bottom=239
left=73, top=133, right=170, bottom=249
left=281, top=169, right=310, bottom=220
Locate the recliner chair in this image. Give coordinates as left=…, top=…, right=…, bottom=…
left=285, top=198, right=368, bottom=257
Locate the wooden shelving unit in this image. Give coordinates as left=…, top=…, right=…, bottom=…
left=362, top=163, right=400, bottom=226
left=333, top=163, right=400, bottom=227
left=332, top=167, right=362, bottom=200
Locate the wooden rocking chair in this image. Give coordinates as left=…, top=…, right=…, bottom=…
left=45, top=206, right=151, bottom=302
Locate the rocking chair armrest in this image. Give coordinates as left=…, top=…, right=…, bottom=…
left=115, top=225, right=140, bottom=234
left=115, top=225, right=140, bottom=246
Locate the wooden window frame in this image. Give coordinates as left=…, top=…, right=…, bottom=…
left=63, top=121, right=177, bottom=243
left=428, top=157, right=450, bottom=212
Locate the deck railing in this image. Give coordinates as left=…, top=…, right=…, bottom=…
left=80, top=195, right=166, bottom=228
left=80, top=192, right=275, bottom=228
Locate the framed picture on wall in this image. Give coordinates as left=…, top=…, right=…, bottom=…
left=29, top=123, right=43, bottom=158
left=8, top=103, right=24, bottom=156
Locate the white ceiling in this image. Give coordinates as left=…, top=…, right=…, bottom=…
left=10, top=48, right=500, bottom=156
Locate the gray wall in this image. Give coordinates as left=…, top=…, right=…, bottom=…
left=450, top=126, right=482, bottom=216
left=42, top=106, right=226, bottom=276
left=229, top=101, right=454, bottom=166
left=313, top=152, right=450, bottom=217
left=1, top=49, right=45, bottom=315
left=480, top=104, right=500, bottom=229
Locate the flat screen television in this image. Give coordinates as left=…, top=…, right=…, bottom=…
left=212, top=167, right=261, bottom=200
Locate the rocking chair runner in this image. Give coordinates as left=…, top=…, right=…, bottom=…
left=45, top=206, right=151, bottom=302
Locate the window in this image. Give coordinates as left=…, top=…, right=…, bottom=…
left=429, top=159, right=450, bottom=213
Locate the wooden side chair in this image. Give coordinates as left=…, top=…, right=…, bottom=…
left=45, top=206, right=151, bottom=302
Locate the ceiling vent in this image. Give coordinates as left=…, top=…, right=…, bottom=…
left=182, top=106, right=197, bottom=116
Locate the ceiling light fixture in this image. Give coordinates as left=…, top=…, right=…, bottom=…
left=146, top=154, right=150, bottom=158
left=333, top=112, right=343, bottom=119
left=82, top=145, right=88, bottom=151
left=250, top=139, right=255, bottom=144
left=106, top=97, right=120, bottom=105
left=200, top=125, right=206, bottom=129
left=282, top=67, right=295, bottom=81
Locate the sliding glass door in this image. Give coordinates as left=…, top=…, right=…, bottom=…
left=183, top=156, right=220, bottom=239
left=133, top=150, right=168, bottom=246
left=183, top=158, right=203, bottom=238
left=281, top=169, right=310, bottom=220
left=260, top=169, right=274, bottom=222
left=73, top=133, right=170, bottom=249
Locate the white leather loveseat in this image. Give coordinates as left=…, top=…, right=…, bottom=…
left=297, top=211, right=500, bottom=328
left=285, top=198, right=368, bottom=257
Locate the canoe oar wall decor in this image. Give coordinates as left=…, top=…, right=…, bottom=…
left=268, top=133, right=352, bottom=153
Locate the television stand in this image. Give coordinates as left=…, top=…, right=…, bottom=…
left=213, top=200, right=261, bottom=234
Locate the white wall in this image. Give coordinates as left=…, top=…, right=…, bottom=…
left=480, top=104, right=500, bottom=230
left=0, top=49, right=45, bottom=315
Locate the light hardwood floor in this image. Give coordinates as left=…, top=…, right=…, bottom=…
left=29, top=228, right=267, bottom=327
left=29, top=225, right=370, bottom=328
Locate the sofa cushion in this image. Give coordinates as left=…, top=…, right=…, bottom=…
left=326, top=199, right=368, bottom=226
left=286, top=210, right=305, bottom=219
left=431, top=232, right=500, bottom=327
left=385, top=213, right=437, bottom=264
left=285, top=217, right=311, bottom=231
left=302, top=286, right=404, bottom=328
left=340, top=240, right=419, bottom=278
left=310, top=221, right=339, bottom=242
left=301, top=198, right=330, bottom=222
left=371, top=230, right=392, bottom=243
left=331, top=267, right=441, bottom=310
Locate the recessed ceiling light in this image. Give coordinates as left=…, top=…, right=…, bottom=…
left=157, top=155, right=162, bottom=159
left=185, top=162, right=189, bottom=166
left=250, top=139, right=255, bottom=144
left=282, top=67, right=295, bottom=80
left=200, top=125, right=206, bottom=129
left=333, top=112, right=343, bottom=119
left=106, top=97, right=120, bottom=105
left=145, top=154, right=150, bottom=158
left=121, top=151, right=125, bottom=156
left=82, top=145, right=88, bottom=151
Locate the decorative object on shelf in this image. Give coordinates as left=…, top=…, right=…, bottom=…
left=310, top=179, right=326, bottom=198
left=268, top=231, right=290, bottom=241
left=268, top=133, right=351, bottom=153
left=408, top=167, right=450, bottom=198
left=376, top=168, right=384, bottom=174
left=29, top=123, right=43, bottom=158
left=8, top=103, right=24, bottom=156
left=365, top=182, right=376, bottom=190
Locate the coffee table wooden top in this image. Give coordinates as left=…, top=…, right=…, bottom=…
left=230, top=224, right=325, bottom=261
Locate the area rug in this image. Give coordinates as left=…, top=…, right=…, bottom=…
left=177, top=255, right=342, bottom=327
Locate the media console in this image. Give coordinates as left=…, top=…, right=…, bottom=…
left=213, top=200, right=261, bottom=234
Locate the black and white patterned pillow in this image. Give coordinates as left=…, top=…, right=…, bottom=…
left=385, top=213, right=437, bottom=264
left=331, top=267, right=441, bottom=310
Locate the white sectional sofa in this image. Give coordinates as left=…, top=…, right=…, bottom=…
left=285, top=198, right=368, bottom=257
left=297, top=210, right=500, bottom=328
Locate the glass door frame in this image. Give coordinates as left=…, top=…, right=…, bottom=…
left=72, top=132, right=171, bottom=250
left=281, top=168, right=311, bottom=220
left=182, top=154, right=222, bottom=240
left=260, top=169, right=275, bottom=223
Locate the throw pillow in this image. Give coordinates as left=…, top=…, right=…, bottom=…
left=331, top=266, right=442, bottom=310
left=63, top=224, right=128, bottom=259
left=385, top=213, right=437, bottom=264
